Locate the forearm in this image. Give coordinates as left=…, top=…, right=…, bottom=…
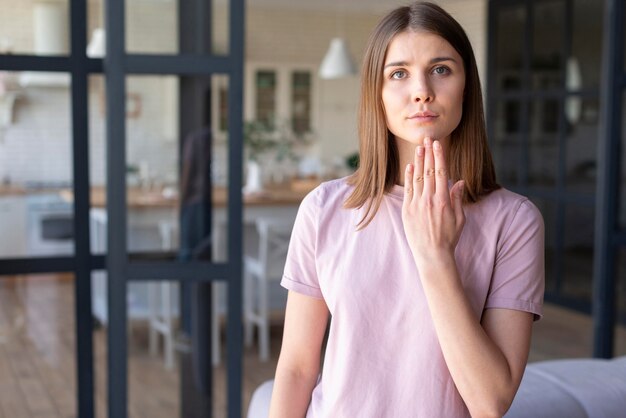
left=269, top=362, right=318, bottom=418
left=417, top=255, right=520, bottom=417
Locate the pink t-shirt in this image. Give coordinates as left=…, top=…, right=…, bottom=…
left=281, top=177, right=545, bottom=417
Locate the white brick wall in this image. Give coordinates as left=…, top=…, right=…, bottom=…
left=0, top=86, right=73, bottom=183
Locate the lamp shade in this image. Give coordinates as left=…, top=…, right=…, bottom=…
left=319, top=38, right=357, bottom=79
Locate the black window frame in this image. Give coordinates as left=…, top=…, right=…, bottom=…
left=487, top=0, right=625, bottom=358
left=0, top=0, right=246, bottom=416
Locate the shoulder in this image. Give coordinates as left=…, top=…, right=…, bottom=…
left=302, top=176, right=354, bottom=212
left=478, top=188, right=542, bottom=221
left=479, top=188, right=544, bottom=243
left=468, top=188, right=544, bottom=239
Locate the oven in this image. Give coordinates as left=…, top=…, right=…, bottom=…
left=26, top=193, right=74, bottom=256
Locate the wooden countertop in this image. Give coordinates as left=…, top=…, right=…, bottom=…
left=0, top=185, right=69, bottom=196
left=0, top=185, right=27, bottom=196
left=59, top=180, right=321, bottom=209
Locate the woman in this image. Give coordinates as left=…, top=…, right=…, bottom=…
left=269, top=2, right=544, bottom=417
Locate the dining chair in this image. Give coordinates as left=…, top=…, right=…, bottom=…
left=148, top=220, right=178, bottom=369
left=243, top=216, right=293, bottom=361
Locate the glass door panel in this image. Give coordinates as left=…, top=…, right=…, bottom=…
left=528, top=99, right=560, bottom=188
left=532, top=1, right=565, bottom=91
left=565, top=96, right=599, bottom=194
left=493, top=99, right=523, bottom=185
left=0, top=71, right=74, bottom=259
left=495, top=4, right=527, bottom=92
left=572, top=0, right=605, bottom=89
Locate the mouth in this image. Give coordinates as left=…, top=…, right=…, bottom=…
left=407, top=111, right=438, bottom=122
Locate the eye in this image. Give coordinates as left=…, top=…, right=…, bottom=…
left=390, top=70, right=407, bottom=80
left=433, top=66, right=450, bottom=75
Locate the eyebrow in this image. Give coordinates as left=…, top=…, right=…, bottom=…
left=383, top=56, right=458, bottom=69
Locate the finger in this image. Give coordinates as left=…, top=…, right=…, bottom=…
left=422, top=137, right=435, bottom=196
left=413, top=145, right=424, bottom=199
left=433, top=140, right=449, bottom=199
left=404, top=163, right=414, bottom=204
left=450, top=180, right=465, bottom=227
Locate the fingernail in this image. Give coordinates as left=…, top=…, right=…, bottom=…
left=417, top=146, right=424, bottom=156
left=406, top=163, right=412, bottom=171
left=433, top=140, right=441, bottom=151
left=424, top=137, right=431, bottom=146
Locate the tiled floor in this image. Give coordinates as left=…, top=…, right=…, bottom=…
left=0, top=274, right=624, bottom=417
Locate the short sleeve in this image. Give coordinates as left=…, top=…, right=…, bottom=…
left=485, top=199, right=545, bottom=320
left=281, top=188, right=324, bottom=299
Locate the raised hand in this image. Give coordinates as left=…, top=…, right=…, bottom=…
left=401, top=137, right=465, bottom=267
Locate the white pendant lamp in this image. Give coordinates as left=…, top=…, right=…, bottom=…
left=319, top=37, right=357, bottom=79
left=565, top=57, right=582, bottom=124
left=87, top=28, right=106, bottom=58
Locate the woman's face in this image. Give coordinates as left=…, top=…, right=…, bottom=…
left=381, top=30, right=465, bottom=147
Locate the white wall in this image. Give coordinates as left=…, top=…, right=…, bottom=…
left=244, top=0, right=488, bottom=165
left=0, top=0, right=488, bottom=185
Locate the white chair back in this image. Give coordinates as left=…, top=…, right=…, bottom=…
left=255, top=217, right=294, bottom=279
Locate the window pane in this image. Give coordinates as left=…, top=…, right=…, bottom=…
left=88, top=74, right=106, bottom=256
left=215, top=75, right=229, bottom=132
left=0, top=0, right=69, bottom=56
left=0, top=273, right=77, bottom=416
left=532, top=0, right=565, bottom=91
left=492, top=100, right=523, bottom=185
left=95, top=0, right=231, bottom=55
left=122, top=76, right=180, bottom=256
left=119, top=75, right=229, bottom=261
left=531, top=198, right=557, bottom=294
left=495, top=5, right=526, bottom=91
left=123, top=280, right=183, bottom=418
left=565, top=96, right=599, bottom=194
left=125, top=0, right=178, bottom=54
left=291, top=71, right=311, bottom=135
left=87, top=0, right=104, bottom=58
left=528, top=99, right=560, bottom=187
left=213, top=0, right=230, bottom=56
left=562, top=204, right=595, bottom=303
left=0, top=71, right=74, bottom=258
left=572, top=0, right=605, bottom=89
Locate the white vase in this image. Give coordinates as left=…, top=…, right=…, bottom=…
left=244, top=160, right=264, bottom=193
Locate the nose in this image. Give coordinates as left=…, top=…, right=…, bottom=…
left=411, top=74, right=434, bottom=103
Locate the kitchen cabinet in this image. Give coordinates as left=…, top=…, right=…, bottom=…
left=0, top=196, right=26, bottom=257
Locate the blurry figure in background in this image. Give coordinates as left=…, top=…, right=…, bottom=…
left=179, top=126, right=213, bottom=408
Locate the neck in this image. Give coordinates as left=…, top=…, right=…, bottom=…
left=395, top=137, right=449, bottom=186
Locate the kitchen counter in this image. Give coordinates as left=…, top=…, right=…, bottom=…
left=59, top=181, right=321, bottom=209
left=0, top=185, right=71, bottom=196
left=0, top=185, right=27, bottom=196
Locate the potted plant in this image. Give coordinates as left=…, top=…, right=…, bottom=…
left=243, top=120, right=308, bottom=193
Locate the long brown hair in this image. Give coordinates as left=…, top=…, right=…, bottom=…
left=344, top=1, right=500, bottom=229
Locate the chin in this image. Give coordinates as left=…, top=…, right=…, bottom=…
left=400, top=129, right=444, bottom=143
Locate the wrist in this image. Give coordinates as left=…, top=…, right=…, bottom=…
left=414, top=250, right=457, bottom=276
